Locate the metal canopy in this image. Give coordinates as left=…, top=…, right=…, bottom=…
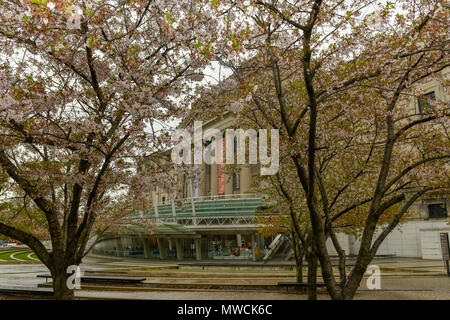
left=117, top=223, right=201, bottom=238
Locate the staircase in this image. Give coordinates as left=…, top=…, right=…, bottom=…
left=263, top=235, right=294, bottom=261
left=263, top=234, right=283, bottom=260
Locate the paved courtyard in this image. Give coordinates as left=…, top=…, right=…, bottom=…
left=0, top=255, right=449, bottom=300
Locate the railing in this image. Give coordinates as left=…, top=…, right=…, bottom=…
left=123, top=194, right=266, bottom=225
left=144, top=215, right=262, bottom=226
left=180, top=193, right=260, bottom=206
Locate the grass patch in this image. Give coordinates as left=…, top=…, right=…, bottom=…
left=0, top=248, right=40, bottom=262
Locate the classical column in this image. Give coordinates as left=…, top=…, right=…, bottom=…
left=258, top=234, right=265, bottom=260
left=225, top=171, right=233, bottom=196
left=115, top=238, right=123, bottom=257
left=240, top=165, right=252, bottom=195
left=152, top=191, right=159, bottom=222
left=236, top=234, right=242, bottom=248
left=171, top=197, right=177, bottom=222
left=175, top=239, right=183, bottom=260
left=157, top=238, right=166, bottom=260
left=189, top=182, right=197, bottom=225
left=143, top=238, right=150, bottom=259
left=199, top=163, right=206, bottom=197
left=194, top=238, right=202, bottom=261
left=251, top=233, right=256, bottom=261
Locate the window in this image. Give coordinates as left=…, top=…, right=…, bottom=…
left=162, top=196, right=166, bottom=204
left=182, top=174, right=187, bottom=199
left=418, top=91, right=436, bottom=115
left=233, top=172, right=240, bottom=191
left=428, top=203, right=447, bottom=219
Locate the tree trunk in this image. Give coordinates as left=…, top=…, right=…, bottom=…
left=309, top=211, right=343, bottom=299
left=291, top=232, right=304, bottom=283
left=51, top=267, right=75, bottom=300
left=306, top=252, right=318, bottom=300
left=329, top=228, right=347, bottom=286
left=341, top=253, right=373, bottom=299
left=294, top=248, right=304, bottom=293
left=296, top=257, right=303, bottom=283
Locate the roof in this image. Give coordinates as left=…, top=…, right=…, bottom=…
left=115, top=223, right=200, bottom=238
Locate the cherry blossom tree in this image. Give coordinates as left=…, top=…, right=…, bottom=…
left=205, top=0, right=449, bottom=300
left=0, top=0, right=220, bottom=299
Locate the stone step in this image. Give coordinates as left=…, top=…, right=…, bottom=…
left=39, top=282, right=281, bottom=291
left=84, top=270, right=296, bottom=278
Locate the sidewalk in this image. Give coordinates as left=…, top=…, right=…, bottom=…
left=75, top=289, right=307, bottom=300
left=1, top=255, right=448, bottom=300
left=371, top=257, right=448, bottom=274
left=84, top=254, right=449, bottom=275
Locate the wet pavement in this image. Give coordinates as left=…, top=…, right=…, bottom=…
left=0, top=254, right=449, bottom=299
left=0, top=264, right=49, bottom=288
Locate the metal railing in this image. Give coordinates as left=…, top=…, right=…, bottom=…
left=180, top=193, right=260, bottom=206
left=144, top=215, right=261, bottom=226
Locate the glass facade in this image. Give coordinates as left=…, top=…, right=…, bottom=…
left=93, top=234, right=261, bottom=260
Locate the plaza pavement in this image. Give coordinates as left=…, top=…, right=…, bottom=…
left=0, top=254, right=449, bottom=299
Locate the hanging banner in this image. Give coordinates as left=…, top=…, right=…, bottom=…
left=218, top=138, right=225, bottom=194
